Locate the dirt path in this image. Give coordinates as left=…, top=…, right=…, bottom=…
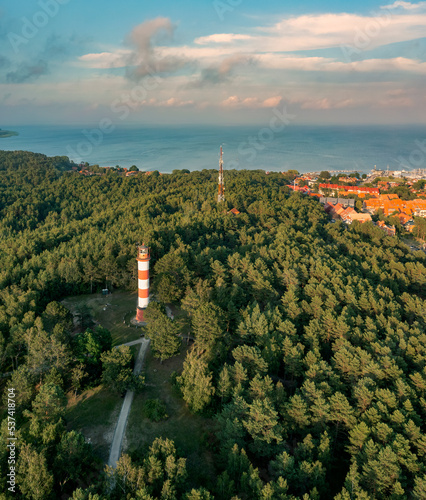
left=107, top=338, right=150, bottom=468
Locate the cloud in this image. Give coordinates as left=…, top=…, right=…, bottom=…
left=328, top=57, right=426, bottom=74
left=221, top=95, right=282, bottom=108
left=195, top=34, right=253, bottom=45
left=381, top=1, right=426, bottom=9
left=6, top=60, right=48, bottom=83
left=188, top=55, right=255, bottom=88
left=256, top=53, right=426, bottom=75
left=79, top=50, right=132, bottom=69
left=124, top=17, right=190, bottom=80
left=299, top=98, right=357, bottom=110
left=200, top=11, right=426, bottom=54
left=1, top=33, right=93, bottom=84
left=155, top=97, right=195, bottom=107
left=376, top=88, right=413, bottom=107
left=115, top=96, right=195, bottom=108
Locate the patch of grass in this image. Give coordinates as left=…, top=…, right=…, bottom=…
left=62, top=291, right=143, bottom=345
left=126, top=345, right=216, bottom=489
left=65, top=385, right=122, bottom=462
left=143, top=398, right=168, bottom=422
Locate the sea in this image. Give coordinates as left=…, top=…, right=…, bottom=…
left=1, top=124, right=426, bottom=174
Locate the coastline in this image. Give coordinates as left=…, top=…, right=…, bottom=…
left=0, top=124, right=425, bottom=173
left=0, top=130, right=19, bottom=139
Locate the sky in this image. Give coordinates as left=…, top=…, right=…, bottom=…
left=1, top=0, right=426, bottom=126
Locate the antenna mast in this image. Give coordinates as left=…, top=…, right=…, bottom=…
left=218, top=146, right=225, bottom=203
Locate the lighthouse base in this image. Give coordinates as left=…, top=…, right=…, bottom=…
left=131, top=307, right=147, bottom=327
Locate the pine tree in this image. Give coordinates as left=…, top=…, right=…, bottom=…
left=177, top=349, right=215, bottom=412
left=218, top=364, right=232, bottom=403
left=17, top=444, right=54, bottom=500
left=347, top=422, right=370, bottom=455
left=286, top=394, right=311, bottom=431
left=232, top=345, right=268, bottom=377
left=242, top=397, right=283, bottom=455
left=144, top=302, right=181, bottom=363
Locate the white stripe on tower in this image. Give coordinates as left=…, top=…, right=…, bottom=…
left=138, top=296, right=149, bottom=308
left=138, top=279, right=149, bottom=289
left=138, top=261, right=149, bottom=271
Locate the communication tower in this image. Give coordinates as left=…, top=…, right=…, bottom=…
left=218, top=146, right=225, bottom=203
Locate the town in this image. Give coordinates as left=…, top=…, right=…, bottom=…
left=288, top=168, right=426, bottom=244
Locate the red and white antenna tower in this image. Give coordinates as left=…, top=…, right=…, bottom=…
left=218, top=146, right=225, bottom=203
left=135, top=244, right=150, bottom=322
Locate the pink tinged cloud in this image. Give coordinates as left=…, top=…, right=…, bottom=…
left=205, top=11, right=426, bottom=53
left=257, top=53, right=426, bottom=74
left=195, top=34, right=254, bottom=45
left=221, top=95, right=282, bottom=108
left=79, top=51, right=132, bottom=69
left=299, top=98, right=357, bottom=110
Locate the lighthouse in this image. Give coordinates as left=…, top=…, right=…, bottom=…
left=136, top=244, right=150, bottom=322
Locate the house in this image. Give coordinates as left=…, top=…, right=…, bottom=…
left=320, top=197, right=355, bottom=207
left=339, top=177, right=357, bottom=184
left=340, top=207, right=356, bottom=223
left=324, top=202, right=334, bottom=214
left=325, top=201, right=371, bottom=224
left=413, top=200, right=426, bottom=217
left=404, top=220, right=416, bottom=232
left=288, top=185, right=311, bottom=194
left=397, top=213, right=413, bottom=225
left=319, top=184, right=379, bottom=196
left=377, top=220, right=396, bottom=236
left=363, top=197, right=426, bottom=217
left=348, top=213, right=372, bottom=223
left=228, top=208, right=240, bottom=216
left=378, top=181, right=390, bottom=190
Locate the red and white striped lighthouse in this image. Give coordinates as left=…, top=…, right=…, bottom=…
left=136, top=244, right=150, bottom=322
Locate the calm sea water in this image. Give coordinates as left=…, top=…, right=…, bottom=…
left=1, top=124, right=425, bottom=174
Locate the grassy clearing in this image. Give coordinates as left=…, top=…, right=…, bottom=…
left=126, top=344, right=217, bottom=488
left=62, top=293, right=215, bottom=484
left=62, top=291, right=142, bottom=345
left=65, top=385, right=122, bottom=462
left=62, top=291, right=142, bottom=463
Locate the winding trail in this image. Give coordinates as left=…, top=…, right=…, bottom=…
left=107, top=307, right=174, bottom=468
left=107, top=338, right=150, bottom=468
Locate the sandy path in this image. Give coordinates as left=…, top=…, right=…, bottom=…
left=107, top=338, right=150, bottom=468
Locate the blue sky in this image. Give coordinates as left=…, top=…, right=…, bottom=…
left=1, top=0, right=426, bottom=125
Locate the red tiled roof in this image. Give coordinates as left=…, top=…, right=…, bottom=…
left=320, top=183, right=379, bottom=195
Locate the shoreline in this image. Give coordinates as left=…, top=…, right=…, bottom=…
left=0, top=130, right=19, bottom=139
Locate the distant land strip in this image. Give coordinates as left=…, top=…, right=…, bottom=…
left=0, top=129, right=18, bottom=138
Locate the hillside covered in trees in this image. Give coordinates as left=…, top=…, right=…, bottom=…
left=0, top=150, right=426, bottom=499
